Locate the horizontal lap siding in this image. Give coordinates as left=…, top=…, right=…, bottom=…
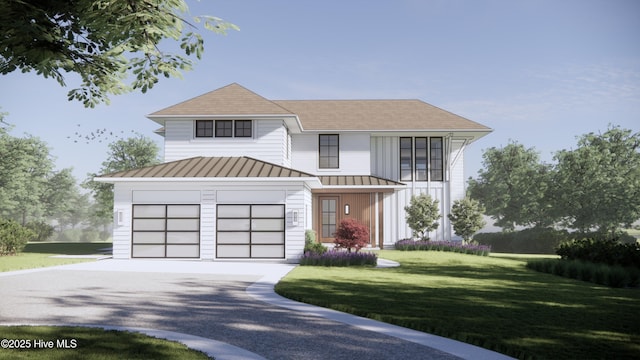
left=164, top=119, right=289, bottom=166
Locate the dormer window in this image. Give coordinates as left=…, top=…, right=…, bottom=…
left=195, top=120, right=252, bottom=138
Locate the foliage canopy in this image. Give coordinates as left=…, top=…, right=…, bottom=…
left=0, top=0, right=238, bottom=107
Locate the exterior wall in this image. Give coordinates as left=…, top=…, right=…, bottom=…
left=372, top=135, right=469, bottom=246
left=291, top=133, right=371, bottom=175
left=163, top=119, right=290, bottom=166
left=110, top=181, right=311, bottom=262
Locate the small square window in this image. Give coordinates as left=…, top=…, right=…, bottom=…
left=215, top=120, right=233, bottom=137
left=235, top=120, right=252, bottom=137
left=195, top=120, right=213, bottom=137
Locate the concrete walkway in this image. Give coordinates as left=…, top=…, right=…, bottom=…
left=0, top=259, right=513, bottom=360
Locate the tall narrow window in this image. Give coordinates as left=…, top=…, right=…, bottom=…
left=321, top=199, right=337, bottom=238
left=215, top=120, right=233, bottom=137
left=415, top=137, right=428, bottom=181
left=430, top=137, right=443, bottom=181
left=195, top=120, right=213, bottom=137
left=234, top=120, right=252, bottom=137
left=319, top=134, right=339, bottom=169
left=400, top=137, right=413, bottom=181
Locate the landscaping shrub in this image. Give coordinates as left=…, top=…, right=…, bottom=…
left=526, top=259, right=639, bottom=288
left=300, top=250, right=377, bottom=266
left=304, top=229, right=326, bottom=254
left=0, top=218, right=36, bottom=255
left=394, top=239, right=490, bottom=256
left=333, top=218, right=369, bottom=253
left=474, top=228, right=568, bottom=254
left=25, top=220, right=55, bottom=242
left=556, top=237, right=640, bottom=268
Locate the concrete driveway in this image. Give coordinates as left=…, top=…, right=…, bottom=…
left=0, top=260, right=512, bottom=360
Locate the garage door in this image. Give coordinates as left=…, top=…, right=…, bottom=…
left=131, top=204, right=200, bottom=258
left=216, top=204, right=285, bottom=259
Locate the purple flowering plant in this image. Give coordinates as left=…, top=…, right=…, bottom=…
left=300, top=249, right=378, bottom=267
left=395, top=239, right=491, bottom=256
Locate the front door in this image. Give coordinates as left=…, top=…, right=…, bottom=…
left=318, top=196, right=339, bottom=243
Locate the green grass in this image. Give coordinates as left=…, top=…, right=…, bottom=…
left=0, top=242, right=111, bottom=272
left=275, top=250, right=640, bottom=359
left=0, top=326, right=210, bottom=359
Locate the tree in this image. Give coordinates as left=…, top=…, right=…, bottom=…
left=448, top=197, right=486, bottom=243
left=84, top=135, right=160, bottom=224
left=467, top=141, right=552, bottom=231
left=0, top=127, right=54, bottom=224
left=550, top=126, right=640, bottom=236
left=0, top=1, right=238, bottom=107
left=333, top=219, right=370, bottom=253
left=404, top=194, right=441, bottom=240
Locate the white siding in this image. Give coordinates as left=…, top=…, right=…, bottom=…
left=110, top=180, right=310, bottom=262
left=291, top=133, right=370, bottom=175
left=163, top=119, right=290, bottom=166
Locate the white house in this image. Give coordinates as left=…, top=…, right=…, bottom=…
left=96, top=83, right=492, bottom=261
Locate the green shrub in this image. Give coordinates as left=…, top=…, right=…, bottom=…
left=25, top=220, right=55, bottom=242
left=304, top=229, right=326, bottom=254
left=556, top=237, right=640, bottom=268
left=0, top=218, right=36, bottom=255
left=474, top=228, right=567, bottom=254
left=527, top=259, right=639, bottom=288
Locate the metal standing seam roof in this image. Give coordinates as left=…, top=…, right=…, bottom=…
left=98, top=157, right=315, bottom=179
left=97, top=156, right=405, bottom=188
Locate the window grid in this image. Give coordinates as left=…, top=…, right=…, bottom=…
left=131, top=204, right=200, bottom=258
left=215, top=120, right=233, bottom=137
left=216, top=204, right=285, bottom=259
left=399, top=137, right=444, bottom=182
left=195, top=120, right=213, bottom=137
left=319, top=134, right=339, bottom=169
left=234, top=120, right=253, bottom=137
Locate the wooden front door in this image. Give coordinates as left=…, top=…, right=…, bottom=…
left=318, top=196, right=339, bottom=243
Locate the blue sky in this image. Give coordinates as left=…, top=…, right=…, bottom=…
left=1, top=0, right=638, bottom=185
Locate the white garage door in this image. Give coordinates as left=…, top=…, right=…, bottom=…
left=131, top=204, right=200, bottom=258
left=216, top=204, right=285, bottom=259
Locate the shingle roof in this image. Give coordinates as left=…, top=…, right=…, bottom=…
left=97, top=156, right=405, bottom=188
left=148, top=83, right=491, bottom=131
left=149, top=83, right=293, bottom=116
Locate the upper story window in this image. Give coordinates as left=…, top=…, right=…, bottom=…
left=195, top=120, right=252, bottom=138
left=195, top=120, right=213, bottom=137
left=399, top=137, right=443, bottom=181
left=319, top=134, right=339, bottom=169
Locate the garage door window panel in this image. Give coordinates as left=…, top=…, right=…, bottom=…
left=132, top=204, right=200, bottom=258
left=216, top=204, right=285, bottom=259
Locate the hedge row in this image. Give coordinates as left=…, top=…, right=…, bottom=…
left=527, top=259, right=640, bottom=288
left=473, top=228, right=638, bottom=254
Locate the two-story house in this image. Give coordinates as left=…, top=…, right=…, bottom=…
left=96, top=83, right=491, bottom=261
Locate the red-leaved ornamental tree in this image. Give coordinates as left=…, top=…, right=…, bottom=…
left=334, top=218, right=370, bottom=253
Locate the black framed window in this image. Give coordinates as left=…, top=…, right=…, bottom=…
left=215, top=120, right=233, bottom=137
left=415, top=137, right=428, bottom=181
left=430, top=137, right=443, bottom=181
left=195, top=120, right=213, bottom=137
left=234, top=120, right=252, bottom=137
left=400, top=137, right=413, bottom=181
left=319, top=134, right=339, bottom=169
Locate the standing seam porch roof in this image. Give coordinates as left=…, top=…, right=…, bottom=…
left=97, top=156, right=405, bottom=187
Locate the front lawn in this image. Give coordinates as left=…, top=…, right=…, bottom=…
left=275, top=250, right=640, bottom=359
left=0, top=326, right=209, bottom=359
left=0, top=242, right=111, bottom=272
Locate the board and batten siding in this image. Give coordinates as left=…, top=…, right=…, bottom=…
left=163, top=119, right=291, bottom=166
left=290, top=133, right=371, bottom=175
